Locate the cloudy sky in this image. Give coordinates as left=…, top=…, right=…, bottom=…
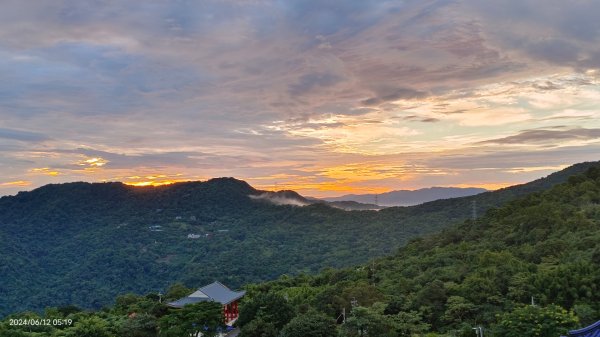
left=1, top=0, right=600, bottom=197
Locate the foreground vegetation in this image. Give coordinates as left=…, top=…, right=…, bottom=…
left=237, top=166, right=600, bottom=336
left=0, top=285, right=226, bottom=337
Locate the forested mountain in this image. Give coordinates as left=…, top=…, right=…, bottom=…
left=0, top=161, right=598, bottom=317
left=239, top=165, right=600, bottom=337
left=325, top=187, right=488, bottom=206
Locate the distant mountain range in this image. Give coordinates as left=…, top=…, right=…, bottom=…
left=324, top=187, right=488, bottom=206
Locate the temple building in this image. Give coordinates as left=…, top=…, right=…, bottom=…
left=167, top=281, right=245, bottom=325
left=562, top=320, right=600, bottom=337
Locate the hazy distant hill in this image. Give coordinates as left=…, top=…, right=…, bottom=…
left=0, top=161, right=598, bottom=316
left=325, top=187, right=488, bottom=206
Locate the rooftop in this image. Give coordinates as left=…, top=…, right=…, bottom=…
left=167, top=281, right=246, bottom=308
left=563, top=320, right=600, bottom=337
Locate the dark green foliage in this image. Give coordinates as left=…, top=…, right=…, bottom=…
left=55, top=316, right=113, bottom=337
left=492, top=304, right=578, bottom=337
left=158, top=302, right=223, bottom=337
left=239, top=317, right=278, bottom=337
left=163, top=284, right=193, bottom=302
left=237, top=165, right=600, bottom=335
left=2, top=164, right=600, bottom=336
left=392, top=310, right=431, bottom=336
left=119, top=313, right=157, bottom=337
left=238, top=293, right=295, bottom=330
left=279, top=311, right=335, bottom=337
left=0, top=291, right=222, bottom=337
left=2, top=164, right=587, bottom=316
left=340, top=305, right=394, bottom=337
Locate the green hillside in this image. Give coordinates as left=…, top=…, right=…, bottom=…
left=0, top=164, right=599, bottom=336
left=238, top=165, right=600, bottom=336
left=0, top=162, right=597, bottom=317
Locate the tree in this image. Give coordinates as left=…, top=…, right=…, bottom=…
left=573, top=304, right=598, bottom=327
left=340, top=305, right=395, bottom=337
left=279, top=311, right=335, bottom=337
left=392, top=311, right=431, bottom=336
left=114, top=294, right=142, bottom=315
left=442, top=296, right=476, bottom=326
left=493, top=304, right=578, bottom=337
left=158, top=302, right=223, bottom=337
left=55, top=316, right=113, bottom=337
left=120, top=313, right=158, bottom=337
left=239, top=317, right=278, bottom=337
left=163, top=283, right=193, bottom=302
left=238, top=293, right=295, bottom=330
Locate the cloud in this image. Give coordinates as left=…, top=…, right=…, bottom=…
left=399, top=115, right=440, bottom=123
left=361, top=87, right=429, bottom=106
left=0, top=128, right=50, bottom=142
left=52, top=148, right=260, bottom=170
left=249, top=192, right=310, bottom=207
left=1, top=1, right=600, bottom=197
left=466, top=0, right=600, bottom=70
left=288, top=72, right=343, bottom=96
left=0, top=180, right=32, bottom=187
left=477, top=128, right=600, bottom=146
left=427, top=145, right=600, bottom=171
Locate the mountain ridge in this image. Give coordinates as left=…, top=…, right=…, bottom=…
left=0, top=161, right=598, bottom=317
left=325, top=186, right=488, bottom=206
left=238, top=164, right=600, bottom=336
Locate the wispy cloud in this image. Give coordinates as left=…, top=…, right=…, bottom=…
left=0, top=180, right=32, bottom=188
left=0, top=128, right=51, bottom=142
left=477, top=128, right=600, bottom=146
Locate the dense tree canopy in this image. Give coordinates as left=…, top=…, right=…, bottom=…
left=237, top=166, right=600, bottom=336
left=3, top=162, right=594, bottom=316
left=1, top=164, right=599, bottom=336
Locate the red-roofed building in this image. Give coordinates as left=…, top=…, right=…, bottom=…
left=167, top=281, right=245, bottom=325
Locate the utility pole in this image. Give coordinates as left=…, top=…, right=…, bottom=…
left=473, top=326, right=484, bottom=337
left=472, top=200, right=477, bottom=220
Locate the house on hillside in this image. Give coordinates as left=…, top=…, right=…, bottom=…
left=167, top=281, right=245, bottom=325
left=561, top=320, right=600, bottom=337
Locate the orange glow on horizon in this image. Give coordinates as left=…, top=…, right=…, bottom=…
left=253, top=181, right=517, bottom=198
left=124, top=179, right=190, bottom=187
left=253, top=182, right=392, bottom=198
left=0, top=180, right=32, bottom=187
left=448, top=182, right=515, bottom=191
left=78, top=157, right=108, bottom=167
left=30, top=168, right=61, bottom=176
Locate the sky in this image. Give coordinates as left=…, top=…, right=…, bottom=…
left=1, top=0, right=600, bottom=197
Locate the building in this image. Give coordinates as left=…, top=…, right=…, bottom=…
left=562, top=320, right=600, bottom=337
left=167, top=281, right=245, bottom=325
